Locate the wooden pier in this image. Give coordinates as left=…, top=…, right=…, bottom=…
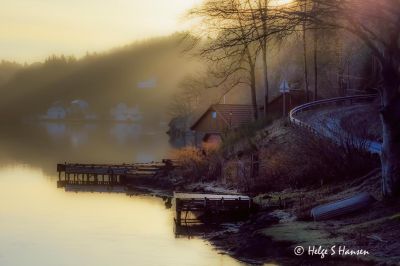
left=174, top=192, right=252, bottom=226
left=56, top=160, right=177, bottom=188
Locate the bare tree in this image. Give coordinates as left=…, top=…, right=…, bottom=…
left=169, top=75, right=206, bottom=130
left=285, top=0, right=400, bottom=197
left=190, top=0, right=262, bottom=119
left=245, top=0, right=272, bottom=115
left=190, top=0, right=301, bottom=119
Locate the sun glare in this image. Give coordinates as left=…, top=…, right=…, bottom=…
left=0, top=0, right=203, bottom=63
left=269, top=0, right=293, bottom=6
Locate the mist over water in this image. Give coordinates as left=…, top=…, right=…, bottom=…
left=0, top=122, right=243, bottom=266
left=0, top=122, right=174, bottom=174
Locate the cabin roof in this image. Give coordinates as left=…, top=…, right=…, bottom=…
left=190, top=104, right=254, bottom=131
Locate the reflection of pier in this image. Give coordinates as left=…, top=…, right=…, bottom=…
left=56, top=160, right=176, bottom=188
left=174, top=223, right=219, bottom=239
left=64, top=185, right=127, bottom=193
left=174, top=193, right=252, bottom=226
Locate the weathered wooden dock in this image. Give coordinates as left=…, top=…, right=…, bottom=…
left=173, top=192, right=252, bottom=226
left=56, top=159, right=177, bottom=188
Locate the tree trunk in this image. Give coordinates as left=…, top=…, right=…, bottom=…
left=263, top=0, right=269, bottom=116
left=380, top=62, right=400, bottom=198
left=302, top=1, right=310, bottom=102
left=312, top=1, right=318, bottom=101
left=250, top=64, right=258, bottom=120
left=262, top=44, right=269, bottom=116
left=313, top=29, right=318, bottom=101
left=334, top=32, right=345, bottom=96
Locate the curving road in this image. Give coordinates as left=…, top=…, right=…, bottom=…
left=289, top=95, right=382, bottom=154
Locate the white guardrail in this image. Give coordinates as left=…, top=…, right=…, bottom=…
left=289, top=94, right=382, bottom=154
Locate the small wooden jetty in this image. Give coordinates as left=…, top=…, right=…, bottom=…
left=174, top=192, right=252, bottom=226
left=56, top=159, right=177, bottom=188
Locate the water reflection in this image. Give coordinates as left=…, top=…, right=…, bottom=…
left=109, top=123, right=142, bottom=143
left=0, top=124, right=244, bottom=266
left=44, top=122, right=67, bottom=139
left=43, top=122, right=98, bottom=146
left=0, top=123, right=173, bottom=175
left=0, top=166, right=243, bottom=266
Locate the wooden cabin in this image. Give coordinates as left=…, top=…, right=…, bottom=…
left=190, top=91, right=311, bottom=146
left=190, top=104, right=255, bottom=146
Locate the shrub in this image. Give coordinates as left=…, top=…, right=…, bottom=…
left=260, top=124, right=380, bottom=189
left=171, top=144, right=221, bottom=182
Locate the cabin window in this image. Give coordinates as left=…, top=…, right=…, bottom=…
left=212, top=111, right=217, bottom=119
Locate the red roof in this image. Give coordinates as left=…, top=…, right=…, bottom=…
left=190, top=104, right=255, bottom=132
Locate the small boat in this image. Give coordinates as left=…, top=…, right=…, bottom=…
left=311, top=192, right=375, bottom=221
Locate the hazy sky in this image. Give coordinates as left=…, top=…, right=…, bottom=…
left=0, top=0, right=202, bottom=63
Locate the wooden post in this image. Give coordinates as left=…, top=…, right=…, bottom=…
left=176, top=199, right=181, bottom=226
left=283, top=92, right=286, bottom=117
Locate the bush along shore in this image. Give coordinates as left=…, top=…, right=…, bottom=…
left=147, top=119, right=400, bottom=266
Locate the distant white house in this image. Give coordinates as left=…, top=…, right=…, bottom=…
left=110, top=103, right=142, bottom=122
left=41, top=99, right=99, bottom=120
left=45, top=105, right=67, bottom=119
left=69, top=99, right=89, bottom=114
left=137, top=78, right=157, bottom=89
left=67, top=99, right=97, bottom=120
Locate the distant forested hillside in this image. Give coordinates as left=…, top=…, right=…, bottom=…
left=0, top=33, right=199, bottom=125
left=0, top=61, right=23, bottom=87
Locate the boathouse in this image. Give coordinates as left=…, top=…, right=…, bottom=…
left=190, top=104, right=255, bottom=146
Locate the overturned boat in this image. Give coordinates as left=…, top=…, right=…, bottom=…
left=311, top=192, right=376, bottom=221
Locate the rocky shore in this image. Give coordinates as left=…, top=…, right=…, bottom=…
left=124, top=172, right=400, bottom=266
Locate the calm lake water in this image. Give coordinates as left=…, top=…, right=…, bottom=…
left=0, top=122, right=244, bottom=266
